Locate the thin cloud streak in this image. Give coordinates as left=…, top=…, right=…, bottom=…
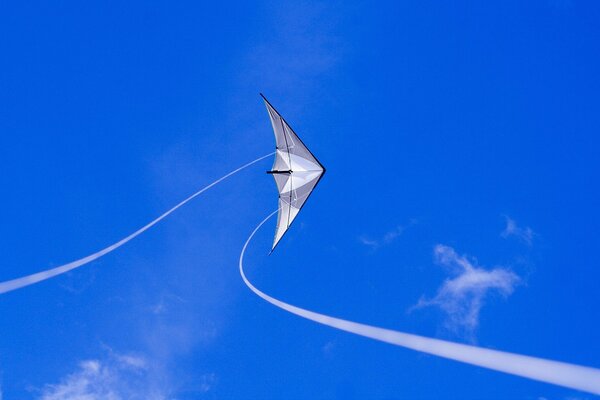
left=243, top=3, right=341, bottom=99
left=501, top=216, right=534, bottom=245
left=359, top=220, right=416, bottom=250
left=412, top=245, right=520, bottom=337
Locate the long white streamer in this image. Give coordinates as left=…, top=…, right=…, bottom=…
left=239, top=211, right=600, bottom=395
left=0, top=153, right=273, bottom=295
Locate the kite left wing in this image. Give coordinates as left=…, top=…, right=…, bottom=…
left=261, top=94, right=325, bottom=252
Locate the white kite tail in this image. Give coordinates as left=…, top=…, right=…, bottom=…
left=239, top=211, right=600, bottom=396
left=0, top=153, right=274, bottom=295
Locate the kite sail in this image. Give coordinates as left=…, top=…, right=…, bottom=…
left=262, top=94, right=325, bottom=251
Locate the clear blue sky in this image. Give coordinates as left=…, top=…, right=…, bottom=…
left=1, top=1, right=599, bottom=399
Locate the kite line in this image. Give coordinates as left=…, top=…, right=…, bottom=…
left=0, top=153, right=274, bottom=295
left=239, top=211, right=600, bottom=396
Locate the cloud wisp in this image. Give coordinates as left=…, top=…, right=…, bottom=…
left=39, top=352, right=168, bottom=400
left=412, top=245, right=520, bottom=337
left=242, top=3, right=341, bottom=102
left=501, top=216, right=534, bottom=245
left=359, top=220, right=416, bottom=250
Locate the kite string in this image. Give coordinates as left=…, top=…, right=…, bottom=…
left=239, top=211, right=600, bottom=396
left=0, top=152, right=274, bottom=295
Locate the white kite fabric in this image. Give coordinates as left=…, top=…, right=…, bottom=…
left=262, top=94, right=325, bottom=251
left=0, top=153, right=273, bottom=295
left=239, top=211, right=600, bottom=396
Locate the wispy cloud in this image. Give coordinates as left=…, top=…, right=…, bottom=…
left=322, top=340, right=336, bottom=359
left=360, top=226, right=404, bottom=248
left=149, top=292, right=186, bottom=316
left=501, top=216, right=534, bottom=245
left=243, top=2, right=341, bottom=99
left=359, top=220, right=416, bottom=250
left=198, top=373, right=217, bottom=394
left=412, top=245, right=520, bottom=337
left=38, top=351, right=174, bottom=400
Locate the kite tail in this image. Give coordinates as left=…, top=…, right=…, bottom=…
left=0, top=152, right=274, bottom=295
left=239, top=211, right=600, bottom=396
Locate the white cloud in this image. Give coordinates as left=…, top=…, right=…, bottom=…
left=39, top=352, right=171, bottom=400
left=322, top=340, right=336, bottom=358
left=114, top=354, right=147, bottom=370
left=359, top=220, right=416, bottom=250
left=198, top=373, right=216, bottom=394
left=242, top=2, right=341, bottom=100
left=501, top=216, right=534, bottom=245
left=148, top=292, right=186, bottom=316
left=412, top=245, right=520, bottom=337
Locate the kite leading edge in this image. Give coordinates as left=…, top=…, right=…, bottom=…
left=261, top=94, right=326, bottom=252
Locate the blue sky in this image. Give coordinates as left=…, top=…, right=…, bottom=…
left=1, top=1, right=599, bottom=398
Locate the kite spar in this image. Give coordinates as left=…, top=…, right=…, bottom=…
left=238, top=97, right=600, bottom=396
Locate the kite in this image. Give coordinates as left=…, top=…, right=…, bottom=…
left=261, top=94, right=326, bottom=251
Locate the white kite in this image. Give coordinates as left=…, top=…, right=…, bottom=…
left=262, top=94, right=326, bottom=252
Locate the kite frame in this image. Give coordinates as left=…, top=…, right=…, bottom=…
left=260, top=93, right=327, bottom=253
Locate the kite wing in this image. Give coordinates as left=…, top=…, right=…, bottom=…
left=261, top=94, right=325, bottom=252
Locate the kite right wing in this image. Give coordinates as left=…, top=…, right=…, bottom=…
left=261, top=94, right=325, bottom=252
